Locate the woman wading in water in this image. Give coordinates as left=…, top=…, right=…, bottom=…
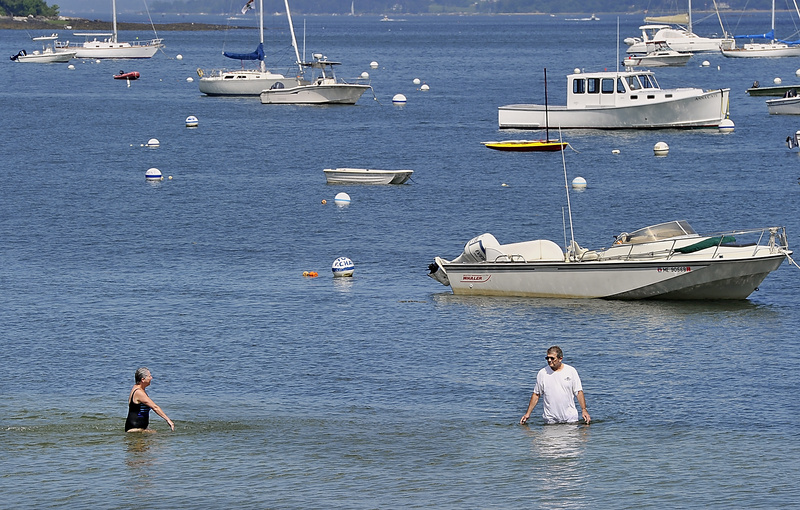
left=125, top=367, right=174, bottom=432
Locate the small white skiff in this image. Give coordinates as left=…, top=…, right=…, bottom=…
left=323, top=168, right=413, bottom=184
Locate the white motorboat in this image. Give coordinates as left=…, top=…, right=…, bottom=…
left=260, top=54, right=371, bottom=105
left=766, top=89, right=800, bottom=114
left=498, top=69, right=730, bottom=129
left=198, top=0, right=307, bottom=96
left=622, top=41, right=693, bottom=67
left=323, top=168, right=413, bottom=184
left=54, top=0, right=162, bottom=59
left=428, top=221, right=791, bottom=300
left=721, top=0, right=800, bottom=58
left=10, top=35, right=76, bottom=63
left=626, top=24, right=731, bottom=54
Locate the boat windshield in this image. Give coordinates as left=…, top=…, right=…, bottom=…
left=637, top=74, right=659, bottom=89
left=619, top=220, right=697, bottom=244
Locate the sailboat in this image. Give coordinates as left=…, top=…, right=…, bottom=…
left=198, top=0, right=307, bottom=96
left=483, top=68, right=567, bottom=152
left=53, top=0, right=162, bottom=59
left=625, top=0, right=732, bottom=53
left=721, top=0, right=800, bottom=57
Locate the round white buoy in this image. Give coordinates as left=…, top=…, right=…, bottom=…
left=68, top=64, right=75, bottom=70
left=702, top=60, right=710, bottom=67
left=501, top=183, right=509, bottom=187
left=96, top=59, right=101, bottom=63
left=571, top=176, right=587, bottom=189
left=145, top=168, right=163, bottom=181
left=420, top=83, right=430, bottom=91
left=654, top=141, right=669, bottom=156
left=612, top=149, right=621, bottom=154
left=573, top=68, right=581, bottom=74
left=392, top=93, right=407, bottom=104
left=361, top=71, right=369, bottom=79
left=796, top=69, right=800, bottom=77
left=331, top=256, right=355, bottom=277
left=334, top=192, right=351, bottom=205
left=413, top=78, right=421, bottom=85
left=186, top=77, right=194, bottom=82
left=370, top=61, right=379, bottom=69
left=774, top=77, right=783, bottom=85
left=176, top=54, right=183, bottom=60
left=146, top=138, right=160, bottom=147
left=718, top=118, right=735, bottom=133
left=185, top=115, right=199, bottom=127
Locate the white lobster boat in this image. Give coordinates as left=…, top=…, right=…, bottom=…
left=498, top=69, right=730, bottom=129
left=428, top=221, right=790, bottom=300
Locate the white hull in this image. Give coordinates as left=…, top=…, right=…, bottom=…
left=622, top=52, right=692, bottom=67
left=434, top=256, right=785, bottom=300
left=428, top=224, right=790, bottom=300
left=56, top=39, right=162, bottom=59
left=627, top=37, right=723, bottom=53
left=198, top=71, right=305, bottom=96
left=499, top=89, right=729, bottom=129
left=260, top=83, right=370, bottom=104
left=766, top=96, right=800, bottom=114
left=721, top=43, right=800, bottom=58
left=14, top=49, right=76, bottom=63
left=323, top=168, right=413, bottom=184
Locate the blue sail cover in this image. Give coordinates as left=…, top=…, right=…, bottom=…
left=735, top=29, right=774, bottom=40
left=224, top=42, right=264, bottom=61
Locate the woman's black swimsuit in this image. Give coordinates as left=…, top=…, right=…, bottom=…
left=125, top=389, right=152, bottom=431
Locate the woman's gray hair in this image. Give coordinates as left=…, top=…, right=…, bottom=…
left=134, top=367, right=151, bottom=383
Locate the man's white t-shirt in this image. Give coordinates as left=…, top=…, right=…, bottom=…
left=533, top=363, right=583, bottom=423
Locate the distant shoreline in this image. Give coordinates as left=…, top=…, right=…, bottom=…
left=0, top=16, right=241, bottom=31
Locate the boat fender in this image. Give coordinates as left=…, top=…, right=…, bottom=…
left=196, top=67, right=204, bottom=78
left=302, top=271, right=319, bottom=277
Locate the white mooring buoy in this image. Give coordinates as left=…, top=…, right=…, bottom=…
left=332, top=257, right=355, bottom=277
left=392, top=94, right=407, bottom=104
left=185, top=115, right=199, bottom=128
left=370, top=61, right=379, bottom=69
left=413, top=78, right=421, bottom=85
left=718, top=119, right=735, bottom=133
left=420, top=83, right=430, bottom=91
left=145, top=138, right=160, bottom=147
left=571, top=176, right=587, bottom=189
left=334, top=192, right=351, bottom=205
left=654, top=141, right=669, bottom=156
left=145, top=168, right=163, bottom=181
left=774, top=77, right=783, bottom=85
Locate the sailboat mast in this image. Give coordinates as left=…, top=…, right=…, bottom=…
left=112, top=0, right=118, bottom=43
left=772, top=0, right=776, bottom=34
left=259, top=0, right=265, bottom=73
left=688, top=0, right=693, bottom=34
left=284, top=0, right=303, bottom=75
left=544, top=68, right=550, bottom=142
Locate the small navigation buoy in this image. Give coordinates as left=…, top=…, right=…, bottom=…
left=701, top=60, right=710, bottom=67
left=774, top=77, right=783, bottom=85
left=571, top=176, right=587, bottom=189
left=334, top=192, right=351, bottom=205
left=420, top=83, right=430, bottom=91
left=145, top=168, right=163, bottom=181
left=413, top=78, right=421, bottom=85
left=654, top=141, right=669, bottom=156
left=185, top=115, right=199, bottom=128
left=370, top=61, right=378, bottom=69
left=321, top=199, right=327, bottom=205
left=718, top=118, right=735, bottom=133
left=186, top=77, right=194, bottom=82
left=573, top=68, right=581, bottom=74
left=501, top=183, right=509, bottom=187
left=392, top=93, right=407, bottom=104
left=612, top=149, right=621, bottom=154
left=176, top=54, right=183, bottom=60
left=146, top=138, right=160, bottom=147
left=361, top=71, right=369, bottom=79
left=68, top=64, right=75, bottom=70
left=331, top=257, right=355, bottom=277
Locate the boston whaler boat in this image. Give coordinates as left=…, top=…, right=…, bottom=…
left=260, top=53, right=371, bottom=104
left=766, top=88, right=800, bottom=114
left=10, top=34, right=76, bottom=63
left=498, top=68, right=730, bottom=129
left=428, top=151, right=791, bottom=300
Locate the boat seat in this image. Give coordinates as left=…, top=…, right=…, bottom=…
left=493, top=239, right=565, bottom=262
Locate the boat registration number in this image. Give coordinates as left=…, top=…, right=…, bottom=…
left=657, top=266, right=691, bottom=272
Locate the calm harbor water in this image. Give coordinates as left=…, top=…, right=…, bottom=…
left=2, top=12, right=800, bottom=508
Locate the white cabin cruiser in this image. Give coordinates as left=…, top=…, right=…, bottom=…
left=428, top=221, right=791, bottom=300
left=498, top=69, right=730, bottom=129
left=625, top=24, right=731, bottom=54
left=260, top=54, right=371, bottom=105
left=622, top=41, right=693, bottom=67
